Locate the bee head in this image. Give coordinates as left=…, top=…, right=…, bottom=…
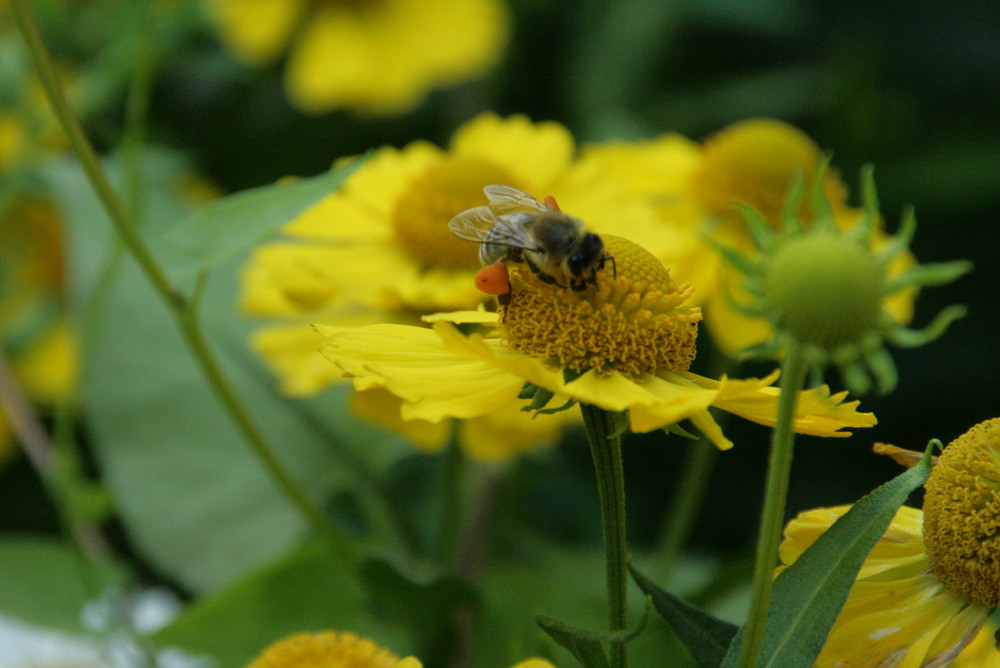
left=567, top=233, right=606, bottom=278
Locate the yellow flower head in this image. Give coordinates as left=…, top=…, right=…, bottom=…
left=707, top=164, right=970, bottom=395
left=924, top=417, right=1000, bottom=607
left=209, top=0, right=510, bottom=114
left=501, top=235, right=700, bottom=379
left=780, top=504, right=1000, bottom=668
left=778, top=419, right=1000, bottom=667
left=577, top=119, right=927, bottom=360
left=690, top=118, right=848, bottom=229
left=244, top=631, right=421, bottom=668
left=318, top=190, right=876, bottom=450
left=243, top=630, right=557, bottom=668
left=242, top=113, right=666, bottom=458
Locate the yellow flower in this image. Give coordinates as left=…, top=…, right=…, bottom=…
left=241, top=113, right=663, bottom=457
left=318, top=233, right=875, bottom=450
left=778, top=418, right=1000, bottom=667
left=243, top=630, right=557, bottom=668
left=0, top=199, right=78, bottom=466
left=209, top=0, right=510, bottom=114
left=244, top=631, right=422, bottom=668
left=578, top=118, right=919, bottom=358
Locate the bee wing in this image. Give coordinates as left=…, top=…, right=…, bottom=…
left=483, top=185, right=548, bottom=215
left=448, top=205, right=501, bottom=243
left=449, top=206, right=541, bottom=251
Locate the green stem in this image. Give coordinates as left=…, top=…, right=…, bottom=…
left=737, top=342, right=808, bottom=668
left=9, top=0, right=354, bottom=566
left=580, top=403, right=629, bottom=668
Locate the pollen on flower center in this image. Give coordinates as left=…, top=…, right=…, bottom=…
left=392, top=158, right=520, bottom=271
left=923, top=417, right=1000, bottom=607
left=245, top=630, right=407, bottom=668
left=500, top=235, right=701, bottom=378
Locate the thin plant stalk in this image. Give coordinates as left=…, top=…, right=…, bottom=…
left=580, top=403, right=629, bottom=668
left=9, top=0, right=355, bottom=566
left=737, top=342, right=808, bottom=668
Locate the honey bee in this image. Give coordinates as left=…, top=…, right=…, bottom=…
left=448, top=185, right=613, bottom=291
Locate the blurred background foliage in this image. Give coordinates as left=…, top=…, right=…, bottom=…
left=1, top=0, right=998, bottom=665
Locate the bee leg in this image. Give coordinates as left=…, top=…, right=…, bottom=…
left=602, top=253, right=617, bottom=278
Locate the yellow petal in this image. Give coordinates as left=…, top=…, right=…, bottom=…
left=252, top=324, right=346, bottom=396
left=349, top=388, right=450, bottom=453
left=779, top=505, right=928, bottom=580
left=450, top=113, right=575, bottom=191
left=211, top=0, right=304, bottom=63
left=461, top=402, right=574, bottom=462
left=318, top=324, right=523, bottom=422
left=683, top=371, right=877, bottom=437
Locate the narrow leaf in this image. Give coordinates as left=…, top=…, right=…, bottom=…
left=536, top=616, right=611, bottom=668
left=720, top=444, right=934, bottom=668
left=163, top=155, right=366, bottom=277
left=630, top=564, right=738, bottom=667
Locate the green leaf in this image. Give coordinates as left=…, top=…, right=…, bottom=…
left=720, top=443, right=934, bottom=668
left=46, top=152, right=400, bottom=592
left=536, top=616, right=610, bottom=668
left=0, top=537, right=122, bottom=632
left=152, top=543, right=405, bottom=668
left=162, top=155, right=366, bottom=278
left=630, top=565, right=737, bottom=668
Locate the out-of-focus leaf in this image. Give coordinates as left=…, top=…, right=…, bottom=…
left=476, top=543, right=692, bottom=668
left=0, top=537, right=122, bottom=633
left=45, top=151, right=401, bottom=593
left=152, top=543, right=407, bottom=668
left=631, top=564, right=737, bottom=667
left=720, top=444, right=934, bottom=668
left=162, top=156, right=365, bottom=278
left=360, top=557, right=477, bottom=667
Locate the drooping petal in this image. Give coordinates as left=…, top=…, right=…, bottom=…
left=681, top=371, right=877, bottom=437
left=318, top=324, right=523, bottom=422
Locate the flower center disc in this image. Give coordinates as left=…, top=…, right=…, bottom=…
left=500, top=235, right=701, bottom=378
left=392, top=158, right=519, bottom=271
left=923, top=418, right=1000, bottom=607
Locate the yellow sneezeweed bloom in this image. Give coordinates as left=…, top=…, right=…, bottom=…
left=778, top=418, right=1000, bottom=667
left=209, top=0, right=509, bottom=114
left=578, top=118, right=919, bottom=358
left=319, top=229, right=876, bottom=450
left=242, top=113, right=663, bottom=457
left=243, top=630, right=556, bottom=668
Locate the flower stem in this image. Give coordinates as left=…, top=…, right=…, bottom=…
left=580, top=403, right=629, bottom=668
left=737, top=342, right=808, bottom=668
left=9, top=0, right=354, bottom=566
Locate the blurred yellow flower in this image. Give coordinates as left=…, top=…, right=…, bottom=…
left=243, top=630, right=557, bottom=668
left=241, top=112, right=664, bottom=458
left=319, top=234, right=875, bottom=450
left=779, top=418, right=1000, bottom=667
left=245, top=630, right=422, bottom=668
left=0, top=199, right=78, bottom=465
left=209, top=0, right=510, bottom=114
left=579, top=118, right=918, bottom=358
